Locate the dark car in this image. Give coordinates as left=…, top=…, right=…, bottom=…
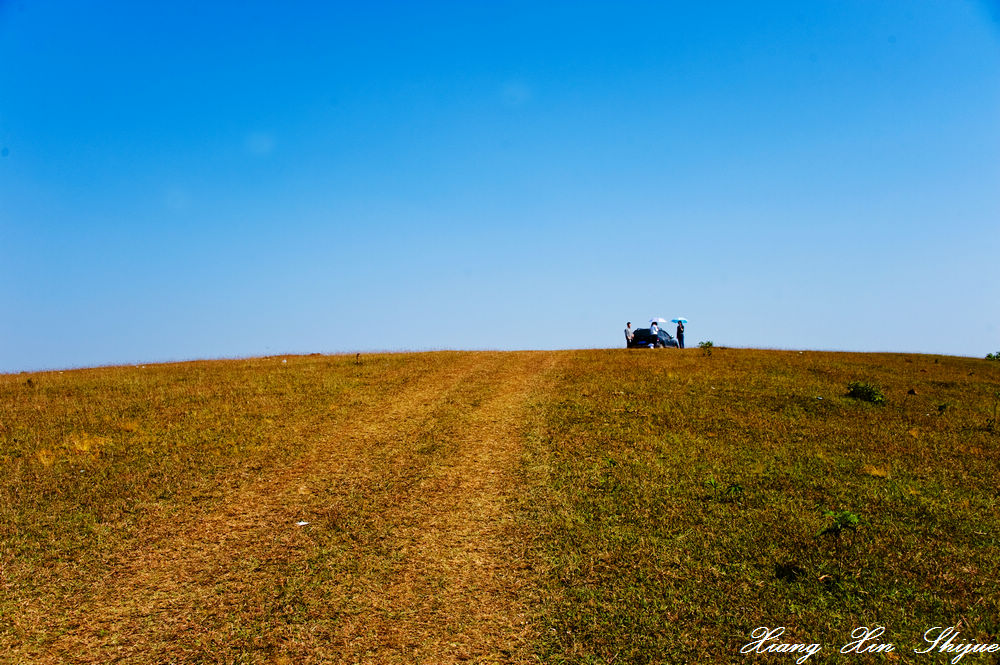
left=628, top=327, right=679, bottom=348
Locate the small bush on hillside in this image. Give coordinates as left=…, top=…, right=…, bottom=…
left=846, top=381, right=886, bottom=405
left=704, top=476, right=745, bottom=503
left=817, top=509, right=859, bottom=539
left=698, top=340, right=714, bottom=356
left=816, top=509, right=861, bottom=561
left=986, top=351, right=1000, bottom=361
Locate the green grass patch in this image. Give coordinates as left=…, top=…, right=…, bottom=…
left=519, top=349, right=1000, bottom=663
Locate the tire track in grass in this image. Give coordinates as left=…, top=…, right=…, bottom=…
left=322, top=351, right=558, bottom=664
left=32, top=352, right=487, bottom=664
left=33, top=351, right=557, bottom=664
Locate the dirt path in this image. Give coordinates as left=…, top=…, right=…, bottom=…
left=32, top=351, right=557, bottom=664
left=337, top=351, right=558, bottom=664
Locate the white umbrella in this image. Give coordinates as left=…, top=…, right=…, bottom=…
left=649, top=317, right=668, bottom=325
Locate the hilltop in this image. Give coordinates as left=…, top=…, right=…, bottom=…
left=2, top=349, right=998, bottom=663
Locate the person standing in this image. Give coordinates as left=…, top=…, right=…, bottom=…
left=676, top=321, right=685, bottom=349
left=624, top=322, right=634, bottom=348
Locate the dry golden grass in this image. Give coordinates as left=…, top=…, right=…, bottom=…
left=3, top=348, right=999, bottom=664
left=2, top=351, right=559, bottom=664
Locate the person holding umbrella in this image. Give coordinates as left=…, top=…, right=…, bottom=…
left=648, top=317, right=668, bottom=347
left=672, top=318, right=688, bottom=349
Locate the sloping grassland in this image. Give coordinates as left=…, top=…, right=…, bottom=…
left=2, top=349, right=998, bottom=663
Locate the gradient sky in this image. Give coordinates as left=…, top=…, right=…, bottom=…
left=2, top=1, right=999, bottom=372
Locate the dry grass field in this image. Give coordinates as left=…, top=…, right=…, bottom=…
left=2, top=348, right=998, bottom=664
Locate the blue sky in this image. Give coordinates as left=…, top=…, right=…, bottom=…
left=2, top=1, right=998, bottom=371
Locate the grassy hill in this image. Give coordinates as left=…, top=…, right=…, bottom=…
left=2, top=349, right=999, bottom=664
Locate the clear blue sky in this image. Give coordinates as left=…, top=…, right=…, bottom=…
left=2, top=1, right=998, bottom=371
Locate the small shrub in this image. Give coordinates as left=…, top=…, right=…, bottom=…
left=817, top=510, right=861, bottom=557
left=986, top=351, right=1000, bottom=361
left=846, top=381, right=886, bottom=405
left=704, top=476, right=719, bottom=495
left=698, top=341, right=714, bottom=356
left=705, top=476, right=744, bottom=502
left=818, top=510, right=859, bottom=538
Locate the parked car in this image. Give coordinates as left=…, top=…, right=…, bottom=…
left=628, top=327, right=679, bottom=348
